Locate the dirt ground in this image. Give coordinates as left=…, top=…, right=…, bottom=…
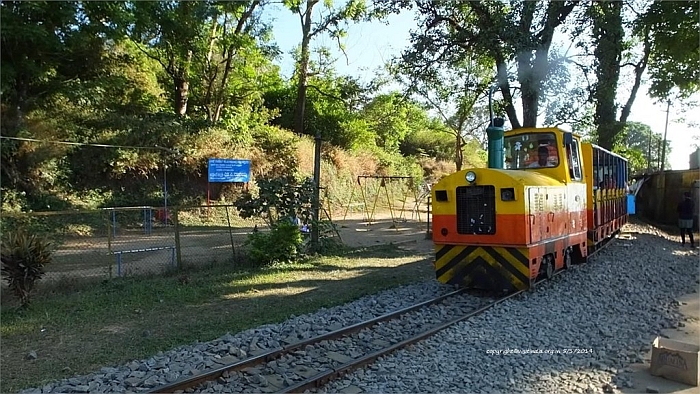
left=330, top=209, right=434, bottom=253
left=29, top=205, right=434, bottom=285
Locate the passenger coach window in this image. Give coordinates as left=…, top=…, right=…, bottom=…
left=568, top=140, right=582, bottom=181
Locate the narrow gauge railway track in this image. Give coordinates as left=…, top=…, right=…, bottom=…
left=148, top=288, right=495, bottom=394
left=149, top=232, right=629, bottom=394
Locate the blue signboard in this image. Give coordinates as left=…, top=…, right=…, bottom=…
left=208, top=158, right=251, bottom=183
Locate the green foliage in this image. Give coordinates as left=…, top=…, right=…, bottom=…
left=404, top=1, right=580, bottom=128
left=400, top=128, right=454, bottom=162
left=362, top=146, right=424, bottom=183
left=251, top=126, right=302, bottom=179
left=614, top=121, right=670, bottom=174
left=0, top=1, right=87, bottom=112
left=361, top=92, right=430, bottom=153
left=234, top=176, right=314, bottom=228
left=636, top=1, right=700, bottom=100
left=244, top=221, right=304, bottom=266
left=263, top=74, right=371, bottom=150
left=235, top=174, right=313, bottom=265
left=1, top=228, right=55, bottom=307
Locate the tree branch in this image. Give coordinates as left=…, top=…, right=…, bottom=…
left=306, top=84, right=345, bottom=103
left=132, top=41, right=173, bottom=78
left=619, top=27, right=651, bottom=125
left=234, top=0, right=261, bottom=35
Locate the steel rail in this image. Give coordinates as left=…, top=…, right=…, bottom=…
left=278, top=288, right=527, bottom=393
left=148, top=288, right=466, bottom=393
left=150, top=230, right=628, bottom=393
left=277, top=231, right=629, bottom=393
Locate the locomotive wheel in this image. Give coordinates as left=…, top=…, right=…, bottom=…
left=563, top=248, right=572, bottom=270
left=545, top=255, right=554, bottom=280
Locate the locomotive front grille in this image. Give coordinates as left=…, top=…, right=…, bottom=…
left=456, top=185, right=496, bottom=235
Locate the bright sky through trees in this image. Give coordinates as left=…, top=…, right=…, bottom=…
left=267, top=3, right=699, bottom=170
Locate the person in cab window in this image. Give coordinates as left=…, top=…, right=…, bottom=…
left=528, top=146, right=552, bottom=168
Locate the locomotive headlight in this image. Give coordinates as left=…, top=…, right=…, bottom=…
left=465, top=171, right=476, bottom=183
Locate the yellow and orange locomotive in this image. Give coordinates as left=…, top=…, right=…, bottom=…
left=431, top=122, right=628, bottom=292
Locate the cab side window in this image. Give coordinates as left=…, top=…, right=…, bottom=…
left=568, top=140, right=582, bottom=181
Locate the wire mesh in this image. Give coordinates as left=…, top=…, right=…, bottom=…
left=174, top=205, right=263, bottom=269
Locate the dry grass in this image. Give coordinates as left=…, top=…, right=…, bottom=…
left=418, top=158, right=456, bottom=185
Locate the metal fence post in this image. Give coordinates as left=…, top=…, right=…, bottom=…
left=116, top=253, right=122, bottom=277
left=426, top=196, right=432, bottom=239
left=225, top=205, right=236, bottom=261
left=112, top=210, right=117, bottom=238
left=144, top=208, right=152, bottom=235
left=173, top=208, right=182, bottom=270
left=107, top=210, right=114, bottom=279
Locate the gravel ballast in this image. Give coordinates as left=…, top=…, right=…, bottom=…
left=18, top=281, right=459, bottom=393
left=19, top=222, right=699, bottom=394
left=321, top=222, right=699, bottom=394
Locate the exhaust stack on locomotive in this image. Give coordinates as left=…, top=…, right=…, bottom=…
left=486, top=117, right=505, bottom=170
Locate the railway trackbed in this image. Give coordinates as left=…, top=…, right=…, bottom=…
left=148, top=288, right=519, bottom=394
left=148, top=232, right=630, bottom=394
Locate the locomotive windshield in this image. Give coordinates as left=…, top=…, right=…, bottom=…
left=504, top=133, right=560, bottom=170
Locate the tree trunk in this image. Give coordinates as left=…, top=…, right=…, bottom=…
left=494, top=51, right=521, bottom=129
left=592, top=1, right=623, bottom=150
left=174, top=77, right=189, bottom=116
left=455, top=133, right=463, bottom=171
left=294, top=0, right=317, bottom=136
left=517, top=49, right=539, bottom=128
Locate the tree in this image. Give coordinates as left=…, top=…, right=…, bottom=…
left=637, top=1, right=700, bottom=101
left=615, top=121, right=669, bottom=174
left=125, top=1, right=221, bottom=116
left=263, top=70, right=370, bottom=149
left=391, top=44, right=495, bottom=170
left=398, top=1, right=581, bottom=129
left=283, top=0, right=369, bottom=135
left=575, top=1, right=697, bottom=150
left=0, top=1, right=110, bottom=202
left=586, top=1, right=650, bottom=150
left=1, top=1, right=81, bottom=125
left=361, top=92, right=429, bottom=154
left=194, top=0, right=271, bottom=123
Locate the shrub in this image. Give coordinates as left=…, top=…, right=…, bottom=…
left=234, top=176, right=314, bottom=228
left=1, top=229, right=54, bottom=307
left=244, top=221, right=304, bottom=266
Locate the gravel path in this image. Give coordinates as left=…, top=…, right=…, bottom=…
left=19, top=221, right=698, bottom=394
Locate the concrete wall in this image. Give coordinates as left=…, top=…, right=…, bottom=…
left=635, top=169, right=700, bottom=230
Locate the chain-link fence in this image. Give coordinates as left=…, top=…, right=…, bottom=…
left=0, top=205, right=266, bottom=288
left=1, top=191, right=430, bottom=295
left=1, top=210, right=111, bottom=285
left=175, top=205, right=264, bottom=269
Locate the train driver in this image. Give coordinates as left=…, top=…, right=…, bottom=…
left=528, top=146, right=553, bottom=168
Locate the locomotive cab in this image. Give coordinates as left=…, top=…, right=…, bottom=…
left=503, top=128, right=584, bottom=185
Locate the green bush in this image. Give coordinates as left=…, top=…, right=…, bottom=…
left=244, top=221, right=304, bottom=266
left=400, top=129, right=454, bottom=162
left=1, top=229, right=55, bottom=307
